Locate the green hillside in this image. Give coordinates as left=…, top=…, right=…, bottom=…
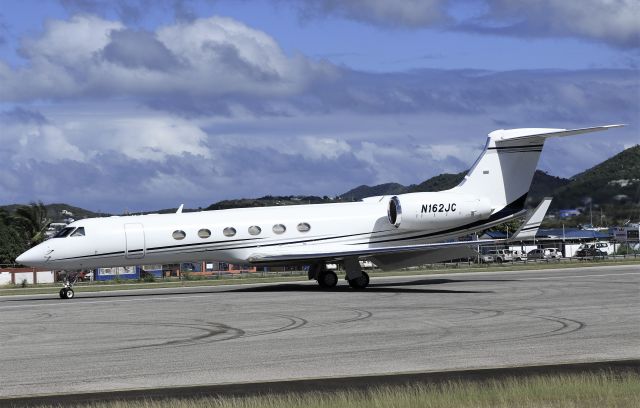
left=545, top=145, right=640, bottom=226
left=408, top=171, right=467, bottom=193
left=0, top=203, right=106, bottom=222
left=526, top=171, right=571, bottom=206
left=341, top=183, right=407, bottom=201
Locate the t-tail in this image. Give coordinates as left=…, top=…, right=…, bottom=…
left=450, top=124, right=624, bottom=217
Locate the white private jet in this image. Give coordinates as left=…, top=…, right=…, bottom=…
left=16, top=124, right=622, bottom=299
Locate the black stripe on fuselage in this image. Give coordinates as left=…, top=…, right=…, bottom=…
left=488, top=144, right=543, bottom=150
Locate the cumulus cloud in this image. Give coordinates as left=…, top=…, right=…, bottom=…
left=0, top=15, right=333, bottom=108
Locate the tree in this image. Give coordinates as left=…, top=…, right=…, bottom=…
left=0, top=209, right=27, bottom=264
left=0, top=223, right=26, bottom=264
left=11, top=201, right=51, bottom=248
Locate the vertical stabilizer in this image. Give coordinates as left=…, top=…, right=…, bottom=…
left=450, top=125, right=622, bottom=217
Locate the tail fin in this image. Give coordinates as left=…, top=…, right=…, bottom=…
left=451, top=125, right=623, bottom=216
left=511, top=197, right=552, bottom=241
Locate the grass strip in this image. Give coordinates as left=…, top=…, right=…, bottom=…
left=2, top=258, right=639, bottom=297
left=37, top=371, right=640, bottom=408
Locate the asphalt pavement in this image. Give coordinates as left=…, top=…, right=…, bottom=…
left=0, top=264, right=638, bottom=398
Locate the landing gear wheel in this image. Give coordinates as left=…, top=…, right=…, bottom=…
left=60, top=288, right=74, bottom=299
left=348, top=271, right=370, bottom=289
left=317, top=270, right=338, bottom=288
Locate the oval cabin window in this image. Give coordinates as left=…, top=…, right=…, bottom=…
left=297, top=222, right=311, bottom=233
left=248, top=225, right=262, bottom=236
left=223, top=227, right=236, bottom=237
left=272, top=224, right=286, bottom=234
left=172, top=230, right=186, bottom=240
left=198, top=229, right=211, bottom=239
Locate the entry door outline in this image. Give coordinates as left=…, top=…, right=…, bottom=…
left=124, top=223, right=146, bottom=259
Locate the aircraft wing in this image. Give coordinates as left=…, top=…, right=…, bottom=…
left=246, top=238, right=496, bottom=264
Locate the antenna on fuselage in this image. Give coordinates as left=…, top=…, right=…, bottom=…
left=176, top=204, right=184, bottom=214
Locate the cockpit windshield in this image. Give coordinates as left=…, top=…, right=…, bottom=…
left=53, top=227, right=75, bottom=238
left=70, top=227, right=85, bottom=237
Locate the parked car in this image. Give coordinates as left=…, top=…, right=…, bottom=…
left=576, top=246, right=607, bottom=258
left=510, top=249, right=526, bottom=261
left=479, top=254, right=494, bottom=263
left=487, top=249, right=513, bottom=263
left=593, top=242, right=612, bottom=255
left=527, top=249, right=550, bottom=260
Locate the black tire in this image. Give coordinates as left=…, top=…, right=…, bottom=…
left=496, top=257, right=503, bottom=264
left=59, top=288, right=66, bottom=299
left=317, top=270, right=338, bottom=288
left=348, top=271, right=370, bottom=289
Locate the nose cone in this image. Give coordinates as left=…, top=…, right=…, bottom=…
left=16, top=246, right=47, bottom=267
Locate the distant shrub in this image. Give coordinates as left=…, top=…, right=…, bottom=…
left=20, top=279, right=28, bottom=288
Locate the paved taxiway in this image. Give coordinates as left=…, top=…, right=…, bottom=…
left=0, top=264, right=638, bottom=397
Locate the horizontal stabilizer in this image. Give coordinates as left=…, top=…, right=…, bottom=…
left=490, top=124, right=624, bottom=143
left=510, top=197, right=552, bottom=241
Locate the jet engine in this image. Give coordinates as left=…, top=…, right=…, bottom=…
left=387, top=192, right=492, bottom=230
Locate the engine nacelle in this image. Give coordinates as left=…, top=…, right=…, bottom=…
left=387, top=192, right=492, bottom=230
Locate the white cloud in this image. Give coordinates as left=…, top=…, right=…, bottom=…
left=300, top=136, right=351, bottom=160
left=63, top=116, right=212, bottom=161
left=1, top=15, right=333, bottom=103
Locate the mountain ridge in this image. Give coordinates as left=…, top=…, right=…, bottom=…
left=2, top=145, right=637, bottom=225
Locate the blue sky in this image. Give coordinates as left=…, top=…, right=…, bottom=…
left=0, top=0, right=638, bottom=213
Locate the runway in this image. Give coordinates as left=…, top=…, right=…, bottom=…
left=0, top=264, right=638, bottom=398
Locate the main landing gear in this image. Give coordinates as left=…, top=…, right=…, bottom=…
left=308, top=259, right=371, bottom=290
left=344, top=257, right=370, bottom=290
left=58, top=271, right=81, bottom=299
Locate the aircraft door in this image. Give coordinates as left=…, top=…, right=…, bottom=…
left=124, top=223, right=146, bottom=259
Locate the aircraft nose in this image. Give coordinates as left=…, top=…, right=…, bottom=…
left=16, top=246, right=47, bottom=267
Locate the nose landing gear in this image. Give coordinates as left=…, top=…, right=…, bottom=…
left=58, top=271, right=81, bottom=299
left=59, top=287, right=74, bottom=299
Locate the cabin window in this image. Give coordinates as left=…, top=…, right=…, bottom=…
left=248, top=225, right=262, bottom=236
left=272, top=224, right=286, bottom=234
left=297, top=222, right=311, bottom=233
left=70, top=227, right=85, bottom=237
left=198, top=229, right=211, bottom=239
left=223, top=227, right=236, bottom=237
left=172, top=230, right=186, bottom=240
left=53, top=227, right=75, bottom=238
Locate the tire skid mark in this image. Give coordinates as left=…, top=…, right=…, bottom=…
left=117, top=321, right=246, bottom=351
left=515, top=314, right=586, bottom=340
left=242, top=314, right=307, bottom=338
left=333, top=309, right=373, bottom=324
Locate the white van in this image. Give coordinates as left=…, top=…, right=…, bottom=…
left=546, top=248, right=563, bottom=258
